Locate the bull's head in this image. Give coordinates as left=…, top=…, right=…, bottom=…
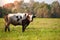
left=26, top=14, right=36, bottom=22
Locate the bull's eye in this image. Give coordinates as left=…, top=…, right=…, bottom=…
left=27, top=16, right=30, bottom=19
left=20, top=16, right=22, bottom=19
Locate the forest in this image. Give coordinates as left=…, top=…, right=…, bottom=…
left=0, top=1, right=60, bottom=18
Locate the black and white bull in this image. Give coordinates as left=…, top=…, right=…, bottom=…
left=4, top=13, right=35, bottom=32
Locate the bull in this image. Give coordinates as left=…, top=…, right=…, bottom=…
left=4, top=13, right=35, bottom=32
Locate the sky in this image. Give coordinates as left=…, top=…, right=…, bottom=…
left=35, top=0, right=60, bottom=4
left=0, top=0, right=60, bottom=6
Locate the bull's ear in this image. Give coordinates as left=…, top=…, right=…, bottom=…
left=33, top=15, right=36, bottom=18
left=25, top=14, right=26, bottom=16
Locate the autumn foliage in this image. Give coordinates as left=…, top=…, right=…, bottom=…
left=0, top=1, right=60, bottom=18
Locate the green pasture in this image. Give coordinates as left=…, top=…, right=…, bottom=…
left=0, top=18, right=60, bottom=40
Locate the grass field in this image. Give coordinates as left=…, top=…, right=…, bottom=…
left=0, top=18, right=60, bottom=40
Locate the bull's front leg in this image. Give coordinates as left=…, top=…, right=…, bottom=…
left=22, top=26, right=25, bottom=32
left=22, top=22, right=27, bottom=32
left=22, top=24, right=29, bottom=32
left=25, top=23, right=29, bottom=29
left=22, top=20, right=30, bottom=32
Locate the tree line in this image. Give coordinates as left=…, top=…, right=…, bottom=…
left=0, top=1, right=60, bottom=18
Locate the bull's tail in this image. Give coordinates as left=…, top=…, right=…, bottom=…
left=4, top=14, right=8, bottom=22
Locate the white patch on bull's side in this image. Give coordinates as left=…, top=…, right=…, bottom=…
left=8, top=13, right=27, bottom=24
left=8, top=13, right=27, bottom=19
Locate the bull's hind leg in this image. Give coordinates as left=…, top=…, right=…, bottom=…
left=5, top=22, right=10, bottom=32
left=5, top=23, right=7, bottom=32
left=5, top=26, right=10, bottom=32
left=8, top=26, right=10, bottom=32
